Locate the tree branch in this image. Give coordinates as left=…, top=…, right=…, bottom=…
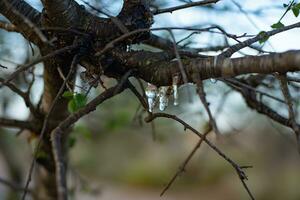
left=113, top=49, right=300, bottom=86
left=0, top=77, right=40, bottom=118
left=0, top=20, right=18, bottom=32
left=41, top=0, right=80, bottom=27
left=0, top=0, right=42, bottom=44
left=153, top=0, right=219, bottom=15
left=0, top=117, right=37, bottom=132
left=50, top=71, right=131, bottom=200
left=221, top=21, right=300, bottom=57
left=145, top=113, right=255, bottom=200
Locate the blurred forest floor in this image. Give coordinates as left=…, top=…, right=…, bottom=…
left=1, top=90, right=300, bottom=200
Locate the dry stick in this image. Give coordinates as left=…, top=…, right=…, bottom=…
left=160, top=128, right=212, bottom=196
left=50, top=71, right=132, bottom=200
left=21, top=55, right=80, bottom=200
left=3, top=45, right=78, bottom=84
left=145, top=113, right=255, bottom=200
left=277, top=74, right=300, bottom=152
left=194, top=72, right=221, bottom=135
left=153, top=0, right=219, bottom=15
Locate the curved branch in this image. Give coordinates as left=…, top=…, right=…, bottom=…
left=0, top=20, right=18, bottom=32
left=0, top=0, right=42, bottom=44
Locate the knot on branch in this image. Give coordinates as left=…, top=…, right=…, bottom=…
left=119, top=0, right=153, bottom=41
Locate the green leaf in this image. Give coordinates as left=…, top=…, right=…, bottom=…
left=67, top=93, right=87, bottom=113
left=292, top=6, right=300, bottom=17
left=68, top=137, right=77, bottom=148
left=295, top=3, right=300, bottom=9
left=73, top=93, right=87, bottom=108
left=62, top=91, right=74, bottom=99
left=258, top=31, right=269, bottom=44
left=68, top=99, right=77, bottom=113
left=36, top=150, right=48, bottom=160
left=271, top=21, right=285, bottom=29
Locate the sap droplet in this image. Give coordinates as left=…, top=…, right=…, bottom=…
left=145, top=83, right=157, bottom=112
left=159, top=87, right=169, bottom=111
left=210, top=78, right=218, bottom=84
left=172, top=75, right=179, bottom=106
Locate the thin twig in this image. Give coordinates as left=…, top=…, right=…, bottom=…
left=145, top=113, right=255, bottom=200
left=193, top=72, right=221, bottom=136
left=0, top=77, right=40, bottom=118
left=153, top=0, right=219, bottom=15
left=160, top=128, right=212, bottom=196
left=3, top=45, right=78, bottom=84
left=0, top=117, right=37, bottom=132
left=50, top=72, right=132, bottom=200
left=0, top=177, right=32, bottom=193
left=277, top=74, right=300, bottom=152
left=21, top=54, right=80, bottom=200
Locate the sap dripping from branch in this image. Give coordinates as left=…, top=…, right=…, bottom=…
left=172, top=75, right=179, bottom=106
left=158, top=86, right=169, bottom=111
left=145, top=83, right=157, bottom=113
left=145, top=75, right=180, bottom=112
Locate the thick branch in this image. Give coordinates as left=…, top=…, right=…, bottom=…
left=41, top=0, right=80, bottom=27
left=0, top=0, right=42, bottom=44
left=113, top=50, right=300, bottom=86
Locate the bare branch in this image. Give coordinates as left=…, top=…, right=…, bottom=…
left=50, top=71, right=132, bottom=200
left=161, top=128, right=212, bottom=196
left=114, top=49, right=300, bottom=86
left=195, top=77, right=221, bottom=135
left=0, top=117, right=37, bottom=132
left=2, top=45, right=78, bottom=84
left=0, top=0, right=44, bottom=44
left=221, top=21, right=300, bottom=57
left=0, top=77, right=40, bottom=118
left=0, top=20, right=18, bottom=32
left=277, top=74, right=300, bottom=151
left=22, top=54, right=80, bottom=200
left=153, top=0, right=219, bottom=15
left=0, top=177, right=32, bottom=194
left=145, top=113, right=255, bottom=200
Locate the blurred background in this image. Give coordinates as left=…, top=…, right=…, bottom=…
left=1, top=0, right=300, bottom=199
